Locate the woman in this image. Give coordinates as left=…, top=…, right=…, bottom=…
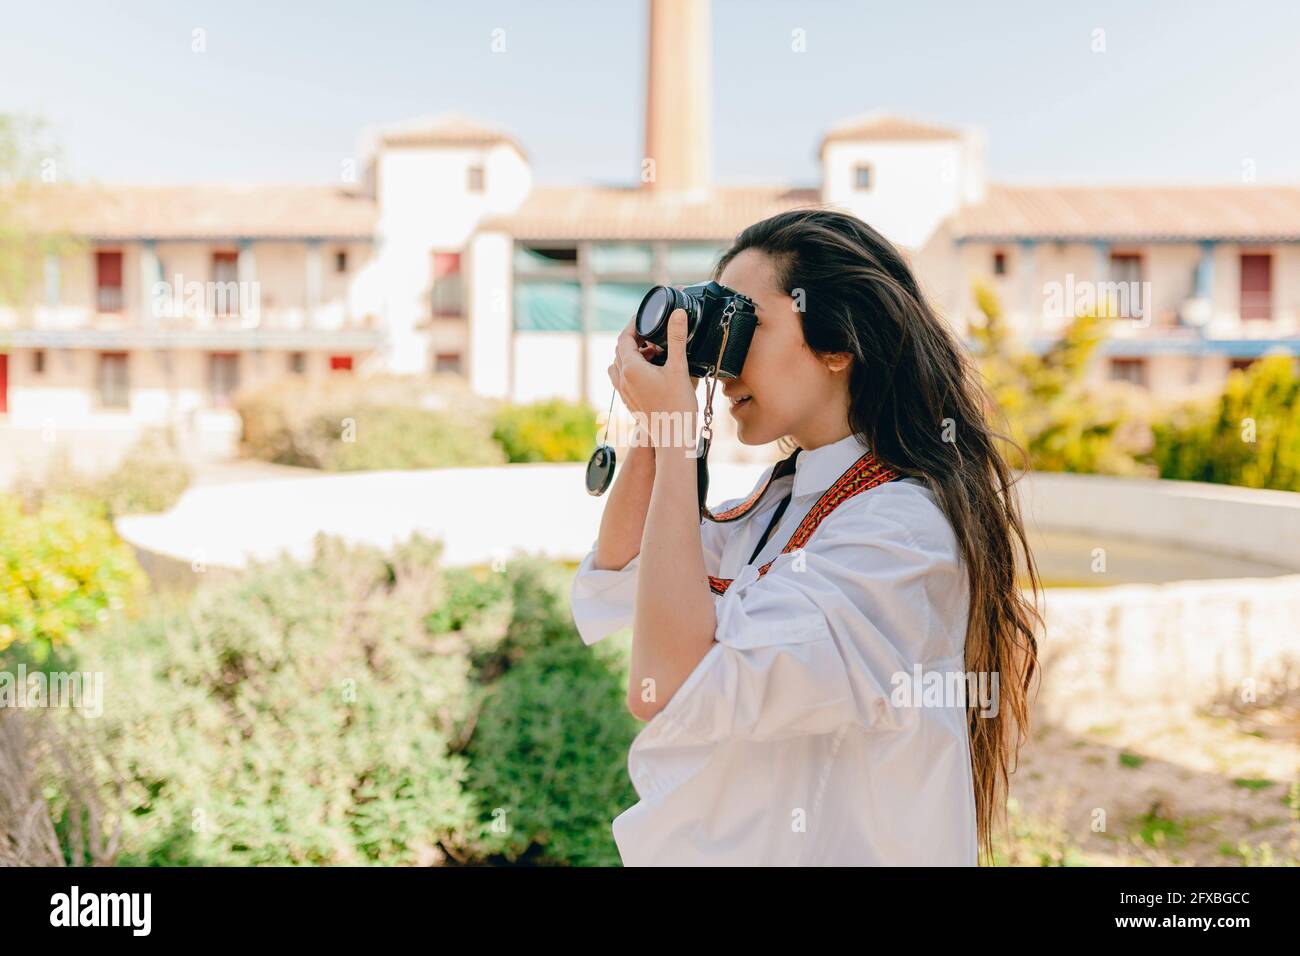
left=570, top=208, right=1041, bottom=866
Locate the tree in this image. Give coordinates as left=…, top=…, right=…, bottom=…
left=1153, top=354, right=1300, bottom=491
left=969, top=280, right=1153, bottom=476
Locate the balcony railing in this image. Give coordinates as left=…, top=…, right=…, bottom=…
left=96, top=286, right=124, bottom=312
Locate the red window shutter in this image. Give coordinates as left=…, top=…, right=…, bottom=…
left=96, top=251, right=123, bottom=288
left=433, top=253, right=461, bottom=278
left=329, top=355, right=353, bottom=371
left=1240, top=254, right=1272, bottom=321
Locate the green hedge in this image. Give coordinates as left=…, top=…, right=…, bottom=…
left=492, top=399, right=598, bottom=463
left=71, top=540, right=634, bottom=866
left=237, top=378, right=597, bottom=471
left=236, top=377, right=505, bottom=471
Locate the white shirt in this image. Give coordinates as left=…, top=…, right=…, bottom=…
left=570, top=433, right=979, bottom=866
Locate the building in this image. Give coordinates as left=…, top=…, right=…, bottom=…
left=3, top=0, right=1298, bottom=465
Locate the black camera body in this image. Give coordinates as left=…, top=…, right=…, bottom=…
left=634, top=280, right=756, bottom=379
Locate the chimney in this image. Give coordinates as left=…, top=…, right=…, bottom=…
left=643, top=0, right=712, bottom=196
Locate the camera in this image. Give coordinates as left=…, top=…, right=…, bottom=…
left=634, top=280, right=757, bottom=379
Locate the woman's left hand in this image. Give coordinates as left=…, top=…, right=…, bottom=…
left=613, top=309, right=699, bottom=429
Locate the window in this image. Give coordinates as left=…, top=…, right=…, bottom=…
left=288, top=351, right=306, bottom=374
left=665, top=243, right=725, bottom=281
left=98, top=352, right=129, bottom=408
left=335, top=249, right=348, bottom=273
left=589, top=244, right=654, bottom=274
left=1108, top=357, right=1147, bottom=387
left=593, top=283, right=650, bottom=332
left=95, top=251, right=123, bottom=312
left=467, top=164, right=485, bottom=193
left=209, top=352, right=240, bottom=407
left=435, top=352, right=463, bottom=375
left=854, top=164, right=873, bottom=191
left=32, top=350, right=45, bottom=375
left=329, top=355, right=353, bottom=372
left=1240, top=253, right=1272, bottom=321
left=212, top=251, right=240, bottom=316
left=432, top=252, right=464, bottom=318
left=993, top=251, right=1007, bottom=276
left=514, top=244, right=578, bottom=274
left=514, top=280, right=581, bottom=332
left=1109, top=253, right=1143, bottom=285
left=1229, top=358, right=1257, bottom=373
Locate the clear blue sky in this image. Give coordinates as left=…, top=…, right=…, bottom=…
left=3, top=0, right=1299, bottom=187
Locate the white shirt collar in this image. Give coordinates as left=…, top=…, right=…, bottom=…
left=791, top=432, right=871, bottom=499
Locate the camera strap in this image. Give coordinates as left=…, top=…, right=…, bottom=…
left=694, top=303, right=735, bottom=519
left=705, top=448, right=901, bottom=596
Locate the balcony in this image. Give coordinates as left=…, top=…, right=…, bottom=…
left=96, top=286, right=124, bottom=312
left=5, top=300, right=383, bottom=351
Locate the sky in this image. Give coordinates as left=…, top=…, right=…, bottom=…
left=3, top=0, right=1299, bottom=188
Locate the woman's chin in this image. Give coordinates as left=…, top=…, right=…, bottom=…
left=733, top=415, right=780, bottom=447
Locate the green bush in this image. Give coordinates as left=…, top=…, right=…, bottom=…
left=492, top=400, right=598, bottom=463
left=1152, top=354, right=1300, bottom=491
left=237, top=376, right=505, bottom=471
left=0, top=493, right=144, bottom=659
left=464, top=560, right=637, bottom=866
left=94, top=535, right=483, bottom=866
left=70, top=539, right=634, bottom=866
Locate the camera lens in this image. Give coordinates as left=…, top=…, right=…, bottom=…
left=635, top=286, right=674, bottom=339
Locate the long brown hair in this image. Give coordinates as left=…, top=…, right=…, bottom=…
left=715, top=207, right=1042, bottom=863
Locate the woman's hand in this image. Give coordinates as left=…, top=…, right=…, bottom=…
left=607, top=310, right=698, bottom=440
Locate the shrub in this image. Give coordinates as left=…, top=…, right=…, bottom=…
left=492, top=400, right=598, bottom=463
left=971, top=281, right=1154, bottom=476
left=1152, top=354, right=1300, bottom=491
left=236, top=376, right=505, bottom=471
left=94, top=534, right=483, bottom=866
left=77, top=538, right=634, bottom=866
left=99, top=431, right=193, bottom=516
left=0, top=494, right=144, bottom=660
left=463, top=560, right=637, bottom=866
left=15, top=430, right=192, bottom=518
left=14, top=530, right=635, bottom=866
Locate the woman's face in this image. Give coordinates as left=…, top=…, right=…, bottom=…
left=716, top=248, right=851, bottom=448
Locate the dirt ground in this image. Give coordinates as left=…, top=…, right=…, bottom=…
left=998, top=686, right=1300, bottom=866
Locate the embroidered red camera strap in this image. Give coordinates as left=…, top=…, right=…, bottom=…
left=706, top=449, right=900, bottom=596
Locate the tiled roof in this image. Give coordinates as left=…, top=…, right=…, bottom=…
left=480, top=185, right=824, bottom=240
left=372, top=112, right=526, bottom=156
left=951, top=184, right=1300, bottom=242
left=8, top=183, right=378, bottom=240
left=820, top=111, right=962, bottom=149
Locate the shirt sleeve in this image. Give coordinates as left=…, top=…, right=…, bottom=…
left=569, top=546, right=640, bottom=646
left=643, top=494, right=957, bottom=745
left=568, top=466, right=776, bottom=647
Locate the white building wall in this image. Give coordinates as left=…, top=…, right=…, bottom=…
left=511, top=333, right=582, bottom=403
left=821, top=134, right=982, bottom=249
left=466, top=230, right=513, bottom=399
left=372, top=141, right=531, bottom=375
